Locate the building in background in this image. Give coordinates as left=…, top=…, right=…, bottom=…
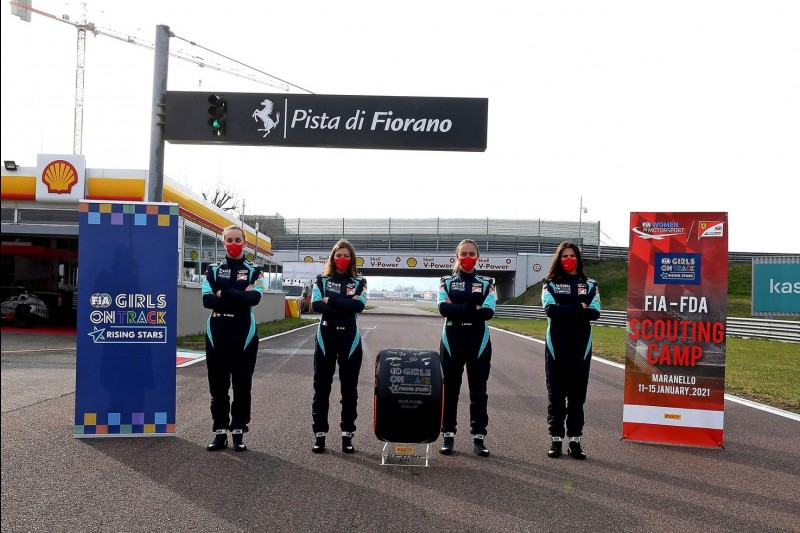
left=1, top=154, right=281, bottom=326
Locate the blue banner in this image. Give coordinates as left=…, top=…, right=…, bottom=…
left=74, top=201, right=178, bottom=437
left=752, top=259, right=800, bottom=316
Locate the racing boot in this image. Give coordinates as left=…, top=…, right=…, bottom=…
left=568, top=437, right=586, bottom=460
left=312, top=432, right=326, bottom=454
left=342, top=431, right=355, bottom=454
left=548, top=436, right=563, bottom=458
left=473, top=434, right=490, bottom=457
left=439, top=432, right=455, bottom=455
left=231, top=429, right=247, bottom=452
left=206, top=429, right=227, bottom=452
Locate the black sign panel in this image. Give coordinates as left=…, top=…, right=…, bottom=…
left=164, top=92, right=487, bottom=152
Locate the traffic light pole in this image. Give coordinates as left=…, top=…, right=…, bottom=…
left=148, top=25, right=171, bottom=202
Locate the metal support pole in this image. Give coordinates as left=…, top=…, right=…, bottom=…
left=538, top=218, right=541, bottom=253
left=147, top=24, right=171, bottom=202
left=597, top=221, right=601, bottom=259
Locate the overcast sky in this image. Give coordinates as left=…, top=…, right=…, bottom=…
left=2, top=0, right=798, bottom=265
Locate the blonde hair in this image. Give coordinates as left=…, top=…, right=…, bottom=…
left=222, top=225, right=245, bottom=240
left=452, top=239, right=480, bottom=274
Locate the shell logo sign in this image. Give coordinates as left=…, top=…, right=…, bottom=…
left=35, top=153, right=86, bottom=203
left=42, top=160, right=79, bottom=194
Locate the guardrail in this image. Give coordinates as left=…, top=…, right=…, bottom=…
left=494, top=305, right=800, bottom=343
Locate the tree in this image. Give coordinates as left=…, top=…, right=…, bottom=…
left=202, top=177, right=241, bottom=215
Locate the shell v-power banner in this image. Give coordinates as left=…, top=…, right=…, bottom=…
left=74, top=201, right=178, bottom=438
left=623, top=213, right=728, bottom=447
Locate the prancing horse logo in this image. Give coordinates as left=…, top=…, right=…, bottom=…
left=252, top=99, right=281, bottom=137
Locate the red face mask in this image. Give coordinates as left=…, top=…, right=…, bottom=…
left=225, top=242, right=244, bottom=257
left=459, top=256, right=477, bottom=271
left=334, top=257, right=351, bottom=272
left=561, top=257, right=578, bottom=273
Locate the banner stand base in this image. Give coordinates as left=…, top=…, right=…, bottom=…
left=380, top=442, right=431, bottom=467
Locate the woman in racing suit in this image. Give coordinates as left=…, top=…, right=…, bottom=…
left=541, top=241, right=601, bottom=460
left=438, top=239, right=496, bottom=457
left=310, top=239, right=367, bottom=454
left=202, top=225, right=265, bottom=453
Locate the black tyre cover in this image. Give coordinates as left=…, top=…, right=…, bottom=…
left=373, top=348, right=443, bottom=443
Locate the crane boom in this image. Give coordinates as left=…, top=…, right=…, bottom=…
left=73, top=3, right=87, bottom=154
left=12, top=1, right=95, bottom=155
left=9, top=0, right=290, bottom=155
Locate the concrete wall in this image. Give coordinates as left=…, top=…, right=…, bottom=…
left=514, top=253, right=553, bottom=298
left=177, top=285, right=286, bottom=337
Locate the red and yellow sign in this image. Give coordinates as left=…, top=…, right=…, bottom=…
left=623, top=212, right=728, bottom=448
left=35, top=153, right=86, bottom=203
left=42, top=159, right=79, bottom=194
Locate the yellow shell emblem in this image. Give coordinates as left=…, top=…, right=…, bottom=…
left=356, top=256, right=364, bottom=267
left=407, top=257, right=417, bottom=267
left=42, top=160, right=79, bottom=194
left=303, top=256, right=314, bottom=262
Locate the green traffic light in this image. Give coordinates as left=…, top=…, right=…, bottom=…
left=207, top=94, right=227, bottom=135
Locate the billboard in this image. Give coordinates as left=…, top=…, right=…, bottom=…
left=74, top=201, right=178, bottom=437
left=272, top=252, right=517, bottom=272
left=165, top=92, right=488, bottom=151
left=623, top=213, right=728, bottom=448
left=752, top=257, right=800, bottom=317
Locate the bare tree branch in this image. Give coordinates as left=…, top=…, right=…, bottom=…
left=202, top=177, right=241, bottom=214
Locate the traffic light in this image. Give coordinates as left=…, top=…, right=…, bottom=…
left=207, top=94, right=227, bottom=135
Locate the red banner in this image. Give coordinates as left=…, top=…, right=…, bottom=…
left=623, top=212, right=728, bottom=447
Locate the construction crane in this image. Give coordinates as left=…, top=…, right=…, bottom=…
left=9, top=0, right=290, bottom=155
left=10, top=0, right=92, bottom=154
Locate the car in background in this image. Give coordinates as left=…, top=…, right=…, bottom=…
left=1, top=292, right=50, bottom=324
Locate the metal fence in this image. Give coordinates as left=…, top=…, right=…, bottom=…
left=494, top=305, right=800, bottom=343
left=243, top=216, right=602, bottom=251
left=244, top=216, right=787, bottom=261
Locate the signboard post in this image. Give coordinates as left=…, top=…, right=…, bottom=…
left=74, top=201, right=178, bottom=437
left=623, top=213, right=728, bottom=448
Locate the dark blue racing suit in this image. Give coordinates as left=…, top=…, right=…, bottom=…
left=202, top=256, right=265, bottom=433
left=541, top=274, right=601, bottom=438
left=438, top=271, right=496, bottom=437
left=311, top=274, right=367, bottom=434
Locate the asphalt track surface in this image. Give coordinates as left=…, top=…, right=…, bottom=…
left=2, top=307, right=799, bottom=533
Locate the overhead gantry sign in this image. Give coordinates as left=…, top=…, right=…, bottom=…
left=164, top=92, right=488, bottom=152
